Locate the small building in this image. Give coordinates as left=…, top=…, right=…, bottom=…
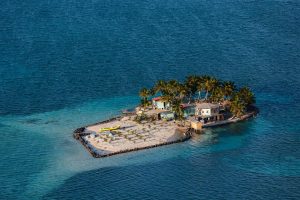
left=181, top=103, right=196, bottom=118
left=152, top=97, right=170, bottom=110
left=196, top=103, right=220, bottom=117
left=159, top=111, right=175, bottom=121
left=190, top=119, right=203, bottom=130
left=195, top=103, right=224, bottom=124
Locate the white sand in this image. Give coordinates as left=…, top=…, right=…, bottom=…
left=83, top=117, right=186, bottom=153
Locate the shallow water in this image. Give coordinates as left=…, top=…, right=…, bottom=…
left=1, top=0, right=300, bottom=199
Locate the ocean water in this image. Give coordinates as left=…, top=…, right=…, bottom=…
left=1, top=0, right=300, bottom=199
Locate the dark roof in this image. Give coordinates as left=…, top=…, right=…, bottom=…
left=180, top=103, right=196, bottom=109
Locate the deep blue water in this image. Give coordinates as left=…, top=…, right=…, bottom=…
left=1, top=0, right=300, bottom=199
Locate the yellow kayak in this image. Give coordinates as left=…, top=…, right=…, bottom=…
left=99, top=125, right=121, bottom=133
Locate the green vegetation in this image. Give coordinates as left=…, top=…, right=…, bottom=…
left=139, top=75, right=256, bottom=118
left=133, top=113, right=149, bottom=123
left=139, top=88, right=152, bottom=107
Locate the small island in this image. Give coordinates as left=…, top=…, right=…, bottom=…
left=74, top=75, right=258, bottom=158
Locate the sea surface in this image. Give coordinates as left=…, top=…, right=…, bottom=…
left=1, top=0, right=300, bottom=199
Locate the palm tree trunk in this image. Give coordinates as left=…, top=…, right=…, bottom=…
left=198, top=91, right=201, bottom=100
left=205, top=90, right=209, bottom=100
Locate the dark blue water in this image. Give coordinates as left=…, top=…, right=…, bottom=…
left=1, top=0, right=300, bottom=199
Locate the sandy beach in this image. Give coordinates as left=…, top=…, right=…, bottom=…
left=81, top=116, right=188, bottom=156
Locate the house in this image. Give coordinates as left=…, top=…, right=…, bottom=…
left=195, top=103, right=224, bottom=123
left=181, top=103, right=196, bottom=118
left=190, top=119, right=203, bottom=130
left=196, top=103, right=220, bottom=116
left=152, top=97, right=170, bottom=110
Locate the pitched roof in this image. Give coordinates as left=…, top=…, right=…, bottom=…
left=196, top=103, right=220, bottom=109
left=152, top=97, right=161, bottom=101
left=180, top=103, right=196, bottom=109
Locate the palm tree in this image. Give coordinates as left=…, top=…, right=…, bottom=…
left=172, top=98, right=184, bottom=120
left=178, top=83, right=188, bottom=101
left=149, top=88, right=156, bottom=97
left=196, top=76, right=205, bottom=100
left=204, top=76, right=219, bottom=100
left=239, top=87, right=256, bottom=106
left=185, top=75, right=198, bottom=102
left=168, top=80, right=181, bottom=96
left=230, top=92, right=246, bottom=117
left=223, top=81, right=236, bottom=100
left=139, top=88, right=150, bottom=107
left=229, top=87, right=256, bottom=117
left=210, top=85, right=224, bottom=103
left=154, top=80, right=174, bottom=106
left=153, top=80, right=167, bottom=95
left=161, top=93, right=173, bottom=105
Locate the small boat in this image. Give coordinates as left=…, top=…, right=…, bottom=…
left=99, top=125, right=121, bottom=133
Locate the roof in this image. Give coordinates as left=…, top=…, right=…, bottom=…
left=196, top=103, right=220, bottom=109
left=152, top=97, right=161, bottom=101
left=180, top=103, right=196, bottom=109
left=160, top=111, right=174, bottom=115
left=152, top=97, right=169, bottom=102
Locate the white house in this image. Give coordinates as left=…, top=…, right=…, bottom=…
left=196, top=103, right=220, bottom=117
left=152, top=97, right=170, bottom=110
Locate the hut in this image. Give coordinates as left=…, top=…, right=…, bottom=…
left=181, top=103, right=196, bottom=118
left=152, top=97, right=170, bottom=110
left=195, top=103, right=224, bottom=123
left=190, top=119, right=203, bottom=130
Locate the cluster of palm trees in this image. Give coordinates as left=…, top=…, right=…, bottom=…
left=139, top=75, right=255, bottom=118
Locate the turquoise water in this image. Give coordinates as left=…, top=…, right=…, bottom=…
left=1, top=0, right=300, bottom=199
